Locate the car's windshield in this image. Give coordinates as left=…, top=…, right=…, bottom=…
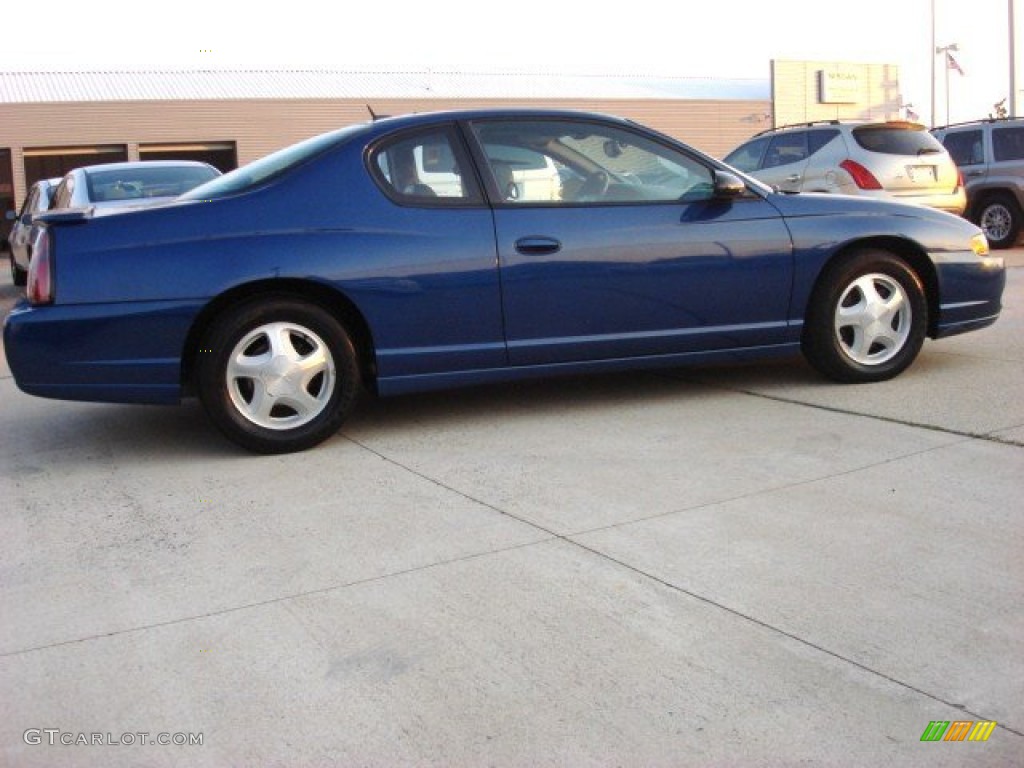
left=181, top=125, right=363, bottom=201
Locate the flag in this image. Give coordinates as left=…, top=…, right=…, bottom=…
left=947, top=51, right=965, bottom=76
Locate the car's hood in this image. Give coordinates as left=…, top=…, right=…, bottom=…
left=765, top=190, right=969, bottom=228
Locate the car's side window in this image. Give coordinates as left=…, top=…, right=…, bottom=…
left=723, top=137, right=770, bottom=172
left=763, top=132, right=809, bottom=168
left=942, top=130, right=984, bottom=166
left=808, top=129, right=840, bottom=156
left=51, top=178, right=73, bottom=209
left=992, top=126, right=1024, bottom=162
left=19, top=187, right=38, bottom=218
left=370, top=128, right=480, bottom=205
left=470, top=119, right=716, bottom=205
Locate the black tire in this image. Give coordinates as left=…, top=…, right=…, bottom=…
left=802, top=250, right=928, bottom=383
left=975, top=193, right=1021, bottom=249
left=196, top=297, right=361, bottom=454
left=10, top=254, right=27, bottom=287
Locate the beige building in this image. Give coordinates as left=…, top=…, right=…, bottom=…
left=1, top=62, right=904, bottom=242
left=772, top=59, right=905, bottom=125
left=0, top=69, right=771, bottom=227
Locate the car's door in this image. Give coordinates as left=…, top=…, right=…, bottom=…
left=756, top=131, right=811, bottom=192
left=9, top=185, right=40, bottom=261
left=360, top=124, right=507, bottom=379
left=465, top=117, right=795, bottom=366
left=940, top=128, right=987, bottom=193
left=991, top=124, right=1024, bottom=185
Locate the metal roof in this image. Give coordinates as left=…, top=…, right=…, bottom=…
left=0, top=70, right=769, bottom=104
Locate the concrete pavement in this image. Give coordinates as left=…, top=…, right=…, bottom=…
left=0, top=249, right=1021, bottom=766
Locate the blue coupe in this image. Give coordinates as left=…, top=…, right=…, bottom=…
left=4, top=110, right=1006, bottom=453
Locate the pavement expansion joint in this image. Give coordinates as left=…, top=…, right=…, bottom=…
left=341, top=434, right=1024, bottom=742
left=668, top=374, right=1024, bottom=448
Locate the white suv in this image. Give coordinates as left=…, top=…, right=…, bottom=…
left=932, top=117, right=1024, bottom=249
left=724, top=121, right=966, bottom=215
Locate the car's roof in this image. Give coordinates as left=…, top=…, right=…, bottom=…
left=371, top=107, right=628, bottom=123
left=340, top=107, right=672, bottom=151
left=288, top=107, right=664, bottom=156
left=758, top=120, right=926, bottom=135
left=73, top=160, right=218, bottom=175
left=932, top=117, right=1024, bottom=131
left=355, top=108, right=636, bottom=137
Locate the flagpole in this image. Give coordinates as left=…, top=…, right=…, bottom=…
left=931, top=0, right=937, bottom=126
left=1011, top=0, right=1017, bottom=117
left=936, top=43, right=960, bottom=124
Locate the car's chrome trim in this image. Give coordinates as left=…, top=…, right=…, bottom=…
left=505, top=320, right=794, bottom=349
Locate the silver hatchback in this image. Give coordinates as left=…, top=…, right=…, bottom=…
left=724, top=121, right=966, bottom=215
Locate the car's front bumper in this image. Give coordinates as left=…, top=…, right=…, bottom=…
left=932, top=251, right=1006, bottom=338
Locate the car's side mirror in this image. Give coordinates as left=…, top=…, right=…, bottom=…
left=713, top=170, right=747, bottom=199
left=20, top=213, right=33, bottom=226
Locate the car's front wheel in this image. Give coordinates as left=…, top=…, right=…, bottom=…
left=802, top=250, right=928, bottom=383
left=196, top=297, right=361, bottom=453
left=976, top=193, right=1021, bottom=249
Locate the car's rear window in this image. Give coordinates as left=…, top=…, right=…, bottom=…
left=181, top=124, right=363, bottom=201
left=852, top=125, right=945, bottom=156
left=87, top=166, right=219, bottom=202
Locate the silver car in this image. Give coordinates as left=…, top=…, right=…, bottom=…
left=724, top=121, right=966, bottom=215
left=6, top=176, right=60, bottom=286
left=48, top=160, right=221, bottom=212
left=932, top=117, right=1024, bottom=248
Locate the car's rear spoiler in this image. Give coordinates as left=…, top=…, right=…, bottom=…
left=35, top=207, right=95, bottom=225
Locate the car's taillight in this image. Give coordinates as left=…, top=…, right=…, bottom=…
left=27, top=228, right=54, bottom=305
left=839, top=159, right=883, bottom=190
left=957, top=169, right=965, bottom=190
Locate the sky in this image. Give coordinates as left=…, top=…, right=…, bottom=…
left=0, top=0, right=1015, bottom=127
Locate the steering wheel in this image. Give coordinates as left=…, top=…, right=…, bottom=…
left=576, top=170, right=610, bottom=201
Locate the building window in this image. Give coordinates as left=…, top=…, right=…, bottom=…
left=23, top=145, right=129, bottom=189
left=1, top=148, right=14, bottom=249
left=139, top=142, right=238, bottom=173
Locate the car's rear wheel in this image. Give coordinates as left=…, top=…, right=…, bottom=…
left=10, top=254, right=26, bottom=287
left=802, top=250, right=927, bottom=383
left=196, top=298, right=360, bottom=453
left=976, top=193, right=1021, bottom=249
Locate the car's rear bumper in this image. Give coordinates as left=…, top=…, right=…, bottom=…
left=3, top=299, right=199, bottom=405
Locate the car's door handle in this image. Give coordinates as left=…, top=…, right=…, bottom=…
left=514, top=236, right=561, bottom=256
left=786, top=174, right=802, bottom=182
left=966, top=170, right=985, bottom=177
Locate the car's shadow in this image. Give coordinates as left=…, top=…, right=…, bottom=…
left=346, top=359, right=823, bottom=434
left=5, top=358, right=827, bottom=462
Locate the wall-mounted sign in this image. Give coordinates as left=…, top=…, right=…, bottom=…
left=819, top=68, right=862, bottom=104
